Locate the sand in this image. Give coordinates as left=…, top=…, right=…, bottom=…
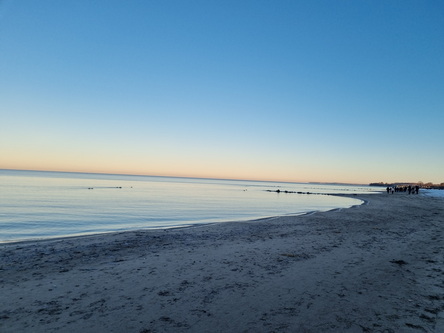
left=1, top=193, right=443, bottom=332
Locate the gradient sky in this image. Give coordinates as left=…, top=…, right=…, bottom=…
left=1, top=1, right=443, bottom=184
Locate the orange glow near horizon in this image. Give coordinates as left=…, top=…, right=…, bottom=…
left=2, top=144, right=443, bottom=185
left=0, top=159, right=383, bottom=185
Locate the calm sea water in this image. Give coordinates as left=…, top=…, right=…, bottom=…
left=0, top=170, right=382, bottom=243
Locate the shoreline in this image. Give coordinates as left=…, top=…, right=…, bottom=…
left=0, top=193, right=366, bottom=245
left=1, top=193, right=443, bottom=332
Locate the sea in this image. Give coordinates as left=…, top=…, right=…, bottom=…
left=422, top=189, right=444, bottom=198
left=0, top=170, right=384, bottom=243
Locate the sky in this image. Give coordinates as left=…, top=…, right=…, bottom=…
left=1, top=0, right=443, bottom=184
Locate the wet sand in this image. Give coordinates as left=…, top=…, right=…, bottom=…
left=1, top=193, right=443, bottom=332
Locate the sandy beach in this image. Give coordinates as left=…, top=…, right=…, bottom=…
left=1, top=193, right=443, bottom=333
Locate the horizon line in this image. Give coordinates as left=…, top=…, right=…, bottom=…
left=0, top=168, right=368, bottom=186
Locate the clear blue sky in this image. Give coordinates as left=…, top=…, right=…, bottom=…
left=1, top=0, right=443, bottom=184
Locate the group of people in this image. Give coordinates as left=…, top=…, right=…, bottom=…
left=386, top=185, right=420, bottom=194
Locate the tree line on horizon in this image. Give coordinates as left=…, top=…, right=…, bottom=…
left=369, top=182, right=444, bottom=190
